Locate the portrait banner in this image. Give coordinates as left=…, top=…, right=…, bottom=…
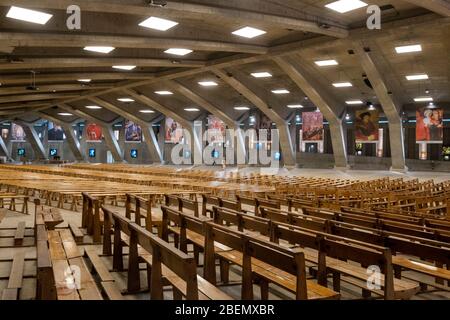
left=416, top=107, right=443, bottom=144
left=165, top=117, right=184, bottom=144
left=355, top=110, right=379, bottom=143
left=86, top=123, right=103, bottom=142
left=125, top=120, right=142, bottom=143
left=48, top=122, right=65, bottom=141
left=11, top=124, right=26, bottom=142
left=302, top=112, right=323, bottom=142
left=207, top=115, right=225, bottom=144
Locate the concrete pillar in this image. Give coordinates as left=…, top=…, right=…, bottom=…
left=60, top=123, right=85, bottom=161
left=20, top=123, right=47, bottom=160
left=102, top=124, right=124, bottom=163
left=353, top=42, right=407, bottom=171
left=273, top=56, right=348, bottom=169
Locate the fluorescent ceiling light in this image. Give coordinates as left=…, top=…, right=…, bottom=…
left=184, top=108, right=200, bottom=112
left=85, top=105, right=102, bottom=110
left=333, top=82, right=353, bottom=87
left=406, top=74, right=429, bottom=81
left=78, top=79, right=91, bottom=83
left=234, top=107, right=250, bottom=111
left=198, top=81, right=218, bottom=87
left=113, top=65, right=136, bottom=71
left=346, top=100, right=364, bottom=105
left=272, top=89, right=290, bottom=94
left=232, top=26, right=266, bottom=39
left=117, top=98, right=135, bottom=103
left=287, top=105, right=304, bottom=109
left=414, top=97, right=433, bottom=102
left=251, top=72, right=272, bottom=78
left=140, top=110, right=155, bottom=114
left=155, top=91, right=173, bottom=95
left=315, top=59, right=339, bottom=66
left=325, top=0, right=368, bottom=13
left=164, top=48, right=193, bottom=56
left=6, top=6, right=53, bottom=25
left=139, top=16, right=178, bottom=31
left=84, top=46, right=115, bottom=54
left=58, top=113, right=73, bottom=116
left=395, top=44, right=422, bottom=54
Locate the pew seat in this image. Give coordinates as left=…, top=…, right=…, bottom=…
left=393, top=256, right=450, bottom=291
left=217, top=249, right=339, bottom=300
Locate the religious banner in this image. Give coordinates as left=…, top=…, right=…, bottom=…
left=11, top=124, right=26, bottom=142
left=125, top=120, right=142, bottom=143
left=207, top=115, right=225, bottom=144
left=355, top=109, right=379, bottom=143
left=47, top=122, right=65, bottom=141
left=165, top=117, right=184, bottom=144
left=416, top=107, right=444, bottom=144
left=302, top=112, right=323, bottom=141
left=86, top=123, right=103, bottom=142
left=256, top=112, right=272, bottom=142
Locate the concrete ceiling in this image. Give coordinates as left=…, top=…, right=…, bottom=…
left=0, top=0, right=448, bottom=126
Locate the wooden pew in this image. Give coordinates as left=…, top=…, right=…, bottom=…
left=125, top=193, right=162, bottom=234
left=1, top=251, right=25, bottom=300
left=102, top=205, right=231, bottom=300
left=203, top=222, right=339, bottom=300
left=162, top=205, right=338, bottom=300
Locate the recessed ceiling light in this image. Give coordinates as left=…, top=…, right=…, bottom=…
left=78, top=79, right=91, bottom=83
left=333, top=82, right=353, bottom=87
left=113, top=65, right=136, bottom=71
left=117, top=98, right=135, bottom=103
left=139, top=16, right=178, bottom=31
left=272, top=89, right=290, bottom=94
left=346, top=100, right=364, bottom=105
left=414, top=97, right=433, bottom=102
left=406, top=74, right=429, bottom=81
left=184, top=108, right=200, bottom=112
left=198, top=81, right=218, bottom=87
left=234, top=107, right=250, bottom=111
left=6, top=6, right=53, bottom=25
left=315, top=59, right=339, bottom=67
left=155, top=91, right=173, bottom=95
left=58, top=113, right=73, bottom=116
left=232, top=26, right=266, bottom=39
left=140, top=110, right=155, bottom=114
left=251, top=72, right=272, bottom=78
left=164, top=48, right=193, bottom=56
left=84, top=46, right=115, bottom=54
left=395, top=44, right=422, bottom=54
left=325, top=0, right=368, bottom=13
left=287, top=105, right=304, bottom=109
left=85, top=105, right=102, bottom=110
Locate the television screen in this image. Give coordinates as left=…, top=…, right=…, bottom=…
left=274, top=152, right=281, bottom=161
left=49, top=148, right=58, bottom=157
left=212, top=150, right=220, bottom=159
left=88, top=148, right=96, bottom=158
left=130, top=149, right=138, bottom=159
left=17, top=148, right=25, bottom=156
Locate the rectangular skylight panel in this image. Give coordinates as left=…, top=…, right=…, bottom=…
left=395, top=44, right=422, bottom=54
left=139, top=17, right=178, bottom=31
left=333, top=82, right=353, bottom=87
left=84, top=46, right=115, bottom=54
left=315, top=60, right=339, bottom=67
left=251, top=72, right=272, bottom=78
left=325, top=0, right=368, bottom=13
left=232, top=27, right=266, bottom=39
left=6, top=6, right=53, bottom=25
left=406, top=74, right=428, bottom=81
